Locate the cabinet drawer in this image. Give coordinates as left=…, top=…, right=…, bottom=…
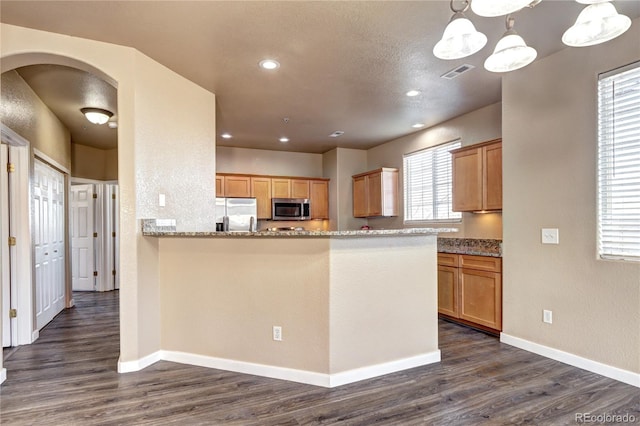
left=460, top=255, right=501, bottom=272
left=437, top=253, right=459, bottom=267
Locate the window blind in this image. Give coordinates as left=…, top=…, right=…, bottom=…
left=597, top=62, right=640, bottom=261
left=404, top=139, right=462, bottom=222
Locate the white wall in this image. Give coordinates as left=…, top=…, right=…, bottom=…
left=1, top=23, right=217, bottom=366
left=502, top=19, right=640, bottom=375
left=217, top=146, right=323, bottom=177
left=366, top=103, right=503, bottom=238
left=323, top=148, right=368, bottom=231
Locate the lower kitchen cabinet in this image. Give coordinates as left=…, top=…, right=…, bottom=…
left=437, top=253, right=502, bottom=333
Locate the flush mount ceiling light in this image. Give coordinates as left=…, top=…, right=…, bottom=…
left=471, top=0, right=537, bottom=17
left=484, top=15, right=537, bottom=73
left=433, top=0, right=487, bottom=60
left=259, top=59, right=280, bottom=70
left=562, top=1, right=631, bottom=47
left=279, top=137, right=289, bottom=143
left=80, top=107, right=113, bottom=125
left=107, top=121, right=118, bottom=129
left=221, top=133, right=232, bottom=139
left=406, top=90, right=421, bottom=97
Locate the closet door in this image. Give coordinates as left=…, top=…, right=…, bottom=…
left=34, top=159, right=66, bottom=330
left=71, top=184, right=95, bottom=291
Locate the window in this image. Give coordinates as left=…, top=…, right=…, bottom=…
left=404, top=139, right=462, bottom=223
left=597, top=62, right=640, bottom=261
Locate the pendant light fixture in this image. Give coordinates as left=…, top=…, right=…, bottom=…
left=80, top=107, right=113, bottom=125
left=471, top=0, right=536, bottom=17
left=484, top=15, right=537, bottom=73
left=562, top=1, right=631, bottom=47
left=433, top=0, right=487, bottom=60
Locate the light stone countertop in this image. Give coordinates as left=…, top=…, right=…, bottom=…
left=141, top=219, right=457, bottom=238
left=437, top=237, right=503, bottom=257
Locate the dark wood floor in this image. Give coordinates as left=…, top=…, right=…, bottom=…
left=1, top=291, right=639, bottom=425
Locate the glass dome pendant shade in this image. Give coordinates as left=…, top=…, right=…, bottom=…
left=433, top=12, right=488, bottom=60
left=484, top=17, right=537, bottom=73
left=471, top=0, right=535, bottom=17
left=562, top=2, right=631, bottom=47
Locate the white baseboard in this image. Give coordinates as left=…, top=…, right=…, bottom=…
left=118, top=349, right=441, bottom=388
left=0, top=368, right=6, bottom=385
left=117, top=351, right=162, bottom=373
left=329, top=351, right=441, bottom=388
left=31, top=330, right=39, bottom=343
left=500, top=333, right=640, bottom=388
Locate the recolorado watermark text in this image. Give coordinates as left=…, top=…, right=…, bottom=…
left=575, top=413, right=636, bottom=424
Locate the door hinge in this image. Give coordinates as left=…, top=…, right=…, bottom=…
left=8, top=236, right=16, bottom=246
left=7, top=162, right=15, bottom=173
left=112, top=193, right=116, bottom=199
left=93, top=232, right=98, bottom=238
left=93, top=193, right=97, bottom=199
left=93, top=271, right=98, bottom=277
left=112, top=232, right=116, bottom=238
left=112, top=270, right=116, bottom=276
left=9, top=308, right=17, bottom=318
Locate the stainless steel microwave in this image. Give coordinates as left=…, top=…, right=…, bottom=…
left=272, top=198, right=310, bottom=221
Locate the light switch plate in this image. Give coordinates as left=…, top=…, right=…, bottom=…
left=159, top=193, right=166, bottom=207
left=541, top=228, right=559, bottom=244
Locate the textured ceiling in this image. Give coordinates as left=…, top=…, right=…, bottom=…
left=1, top=1, right=639, bottom=153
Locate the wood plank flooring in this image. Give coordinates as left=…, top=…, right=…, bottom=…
left=1, top=291, right=638, bottom=425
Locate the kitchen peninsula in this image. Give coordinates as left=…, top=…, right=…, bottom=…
left=142, top=220, right=455, bottom=387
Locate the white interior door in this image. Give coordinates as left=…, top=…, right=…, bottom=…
left=71, top=184, right=95, bottom=291
left=1, top=144, right=10, bottom=347
left=34, top=159, right=66, bottom=330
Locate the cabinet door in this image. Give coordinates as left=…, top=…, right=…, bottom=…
left=216, top=175, right=224, bottom=197
left=291, top=179, right=310, bottom=199
left=367, top=173, right=382, bottom=216
left=452, top=148, right=482, bottom=212
left=459, top=269, right=502, bottom=330
left=438, top=265, right=459, bottom=318
left=310, top=180, right=329, bottom=219
left=352, top=176, right=367, bottom=218
left=380, top=169, right=398, bottom=217
left=224, top=175, right=251, bottom=198
left=251, top=177, right=272, bottom=219
left=483, top=142, right=502, bottom=211
left=271, top=178, right=291, bottom=198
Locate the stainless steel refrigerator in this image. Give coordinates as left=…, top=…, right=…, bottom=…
left=215, top=197, right=258, bottom=232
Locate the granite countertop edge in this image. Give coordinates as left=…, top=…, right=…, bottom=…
left=143, top=228, right=459, bottom=238
left=437, top=237, right=503, bottom=258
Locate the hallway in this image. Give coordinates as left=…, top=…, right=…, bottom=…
left=1, top=291, right=638, bottom=425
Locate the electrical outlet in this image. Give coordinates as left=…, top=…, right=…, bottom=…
left=541, top=228, right=559, bottom=244
left=543, top=310, right=553, bottom=324
left=273, top=326, right=282, bottom=341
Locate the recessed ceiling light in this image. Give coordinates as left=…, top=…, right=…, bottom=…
left=412, top=123, right=425, bottom=128
left=107, top=121, right=118, bottom=129
left=259, top=59, right=280, bottom=70
left=406, top=90, right=421, bottom=97
left=279, top=137, right=289, bottom=143
left=329, top=131, right=344, bottom=138
left=221, top=133, right=232, bottom=139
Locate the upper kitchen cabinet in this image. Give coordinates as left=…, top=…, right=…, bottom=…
left=216, top=175, right=224, bottom=197
left=451, top=139, right=502, bottom=212
left=250, top=177, right=272, bottom=219
left=310, top=180, right=329, bottom=219
left=271, top=178, right=311, bottom=199
left=352, top=168, right=398, bottom=218
left=223, top=174, right=252, bottom=198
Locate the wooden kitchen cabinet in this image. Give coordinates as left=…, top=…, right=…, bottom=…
left=291, top=179, right=310, bottom=199
left=437, top=253, right=502, bottom=333
left=310, top=180, right=329, bottom=219
left=250, top=177, right=272, bottom=219
left=216, top=175, right=224, bottom=197
left=223, top=175, right=252, bottom=198
left=271, top=178, right=291, bottom=198
left=451, top=139, right=502, bottom=212
left=352, top=168, right=398, bottom=218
